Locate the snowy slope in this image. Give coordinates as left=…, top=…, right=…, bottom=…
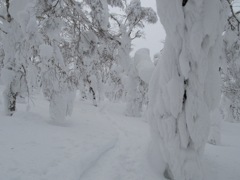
left=0, top=95, right=118, bottom=180
left=0, top=87, right=240, bottom=180
left=204, top=122, right=240, bottom=180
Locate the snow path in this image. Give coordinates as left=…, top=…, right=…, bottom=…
left=0, top=89, right=240, bottom=179
left=0, top=89, right=159, bottom=180
left=80, top=103, right=160, bottom=180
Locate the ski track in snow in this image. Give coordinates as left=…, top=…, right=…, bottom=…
left=80, top=103, right=160, bottom=180
left=78, top=138, right=118, bottom=179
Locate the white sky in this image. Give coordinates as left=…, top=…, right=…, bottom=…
left=131, top=0, right=166, bottom=58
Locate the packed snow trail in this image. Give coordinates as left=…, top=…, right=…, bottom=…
left=80, top=102, right=160, bottom=180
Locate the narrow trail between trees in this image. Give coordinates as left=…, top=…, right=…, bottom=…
left=79, top=103, right=160, bottom=180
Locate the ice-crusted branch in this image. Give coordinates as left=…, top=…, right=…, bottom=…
left=0, top=28, right=7, bottom=34
left=110, top=14, right=121, bottom=27
left=131, top=30, right=142, bottom=40
left=227, top=0, right=240, bottom=33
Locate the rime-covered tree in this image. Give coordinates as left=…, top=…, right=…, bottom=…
left=0, top=43, right=4, bottom=78
left=35, top=0, right=78, bottom=122
left=148, top=0, right=225, bottom=179
left=0, top=0, right=40, bottom=115
left=54, top=0, right=124, bottom=106
left=110, top=0, right=157, bottom=116
left=34, top=0, right=124, bottom=119
left=221, top=0, right=240, bottom=122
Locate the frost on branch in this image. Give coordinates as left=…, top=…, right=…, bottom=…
left=125, top=0, right=157, bottom=27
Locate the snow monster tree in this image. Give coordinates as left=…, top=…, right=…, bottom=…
left=148, top=0, right=225, bottom=179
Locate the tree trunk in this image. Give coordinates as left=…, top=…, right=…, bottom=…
left=89, top=87, right=97, bottom=107
left=3, top=83, right=17, bottom=116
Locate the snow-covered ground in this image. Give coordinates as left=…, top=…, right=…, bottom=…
left=0, top=87, right=240, bottom=180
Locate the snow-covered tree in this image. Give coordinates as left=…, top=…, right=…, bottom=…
left=0, top=0, right=23, bottom=115
left=0, top=43, right=4, bottom=78
left=35, top=0, right=78, bottom=122
left=125, top=48, right=155, bottom=117
left=35, top=0, right=156, bottom=112
left=0, top=0, right=40, bottom=115
left=148, top=0, right=225, bottom=179
left=33, top=0, right=124, bottom=119
left=110, top=0, right=157, bottom=116
left=53, top=0, right=123, bottom=106
left=221, top=0, right=240, bottom=122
